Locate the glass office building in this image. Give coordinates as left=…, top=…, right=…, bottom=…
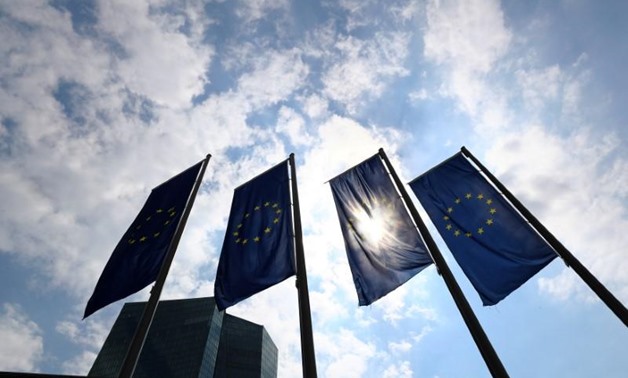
left=88, top=297, right=277, bottom=378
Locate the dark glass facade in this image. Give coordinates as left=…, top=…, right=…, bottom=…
left=214, top=315, right=278, bottom=378
left=88, top=297, right=277, bottom=378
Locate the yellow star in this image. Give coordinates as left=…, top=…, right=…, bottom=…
left=235, top=238, right=241, bottom=243
left=164, top=220, right=170, bottom=225
left=272, top=203, right=278, bottom=208
left=486, top=219, right=494, bottom=226
left=454, top=230, right=461, bottom=237
left=168, top=207, right=175, bottom=212
left=447, top=207, right=454, bottom=213
left=242, top=239, right=248, bottom=244
left=273, top=218, right=279, bottom=224
left=245, top=213, right=250, bottom=218
left=478, top=227, right=485, bottom=235
left=237, top=224, right=242, bottom=229
left=264, top=227, right=272, bottom=234
left=486, top=199, right=493, bottom=205
left=146, top=216, right=151, bottom=221
left=140, top=236, right=147, bottom=242
left=276, top=209, right=282, bottom=214
left=455, top=198, right=461, bottom=204
left=264, top=201, right=270, bottom=207
left=156, top=209, right=163, bottom=213
left=129, top=239, right=136, bottom=245
left=255, top=205, right=261, bottom=211
left=169, top=211, right=176, bottom=217
left=153, top=232, right=160, bottom=238
left=465, top=232, right=472, bottom=237
left=443, top=215, right=449, bottom=220
left=233, top=231, right=239, bottom=236
left=446, top=224, right=453, bottom=230
left=490, top=208, right=496, bottom=214
left=477, top=193, right=484, bottom=200
left=254, top=237, right=260, bottom=242
left=465, top=193, right=472, bottom=199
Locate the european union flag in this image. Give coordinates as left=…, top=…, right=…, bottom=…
left=84, top=161, right=203, bottom=318
left=330, top=154, right=433, bottom=306
left=409, top=152, right=557, bottom=305
left=214, top=161, right=296, bottom=311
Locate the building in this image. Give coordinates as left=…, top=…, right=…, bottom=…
left=88, top=297, right=277, bottom=378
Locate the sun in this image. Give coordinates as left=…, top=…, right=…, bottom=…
left=354, top=207, right=386, bottom=245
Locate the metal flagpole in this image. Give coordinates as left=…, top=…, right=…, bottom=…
left=461, top=146, right=628, bottom=327
left=117, top=154, right=211, bottom=378
left=289, top=153, right=318, bottom=378
left=378, top=148, right=510, bottom=378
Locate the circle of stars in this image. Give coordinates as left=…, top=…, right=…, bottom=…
left=232, top=201, right=283, bottom=245
left=127, top=206, right=178, bottom=245
left=442, top=192, right=497, bottom=238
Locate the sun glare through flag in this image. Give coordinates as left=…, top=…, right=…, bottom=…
left=330, top=154, right=433, bottom=306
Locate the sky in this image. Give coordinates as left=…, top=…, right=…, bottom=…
left=0, top=0, right=627, bottom=377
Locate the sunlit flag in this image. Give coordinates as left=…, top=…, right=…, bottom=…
left=329, top=154, right=433, bottom=305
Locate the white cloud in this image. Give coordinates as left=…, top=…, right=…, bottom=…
left=61, top=351, right=98, bottom=376
left=516, top=65, right=562, bottom=111
left=423, top=0, right=512, bottom=129
left=0, top=2, right=111, bottom=144
left=56, top=318, right=110, bottom=349
left=236, top=48, right=309, bottom=109
left=408, top=88, right=429, bottom=103
left=424, top=0, right=511, bottom=74
left=0, top=304, right=43, bottom=372
left=54, top=312, right=116, bottom=375
left=99, top=0, right=213, bottom=108
left=560, top=54, right=591, bottom=123
left=383, top=360, right=413, bottom=378
left=0, top=0, right=310, bottom=306
left=390, top=0, right=421, bottom=23
left=275, top=106, right=314, bottom=146
left=411, top=325, right=433, bottom=344
left=318, top=328, right=377, bottom=378
left=300, top=93, right=329, bottom=119
left=389, top=339, right=412, bottom=354
left=322, top=32, right=411, bottom=113
left=537, top=269, right=580, bottom=302
left=234, top=0, right=290, bottom=23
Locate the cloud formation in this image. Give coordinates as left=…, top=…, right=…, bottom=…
left=0, top=304, right=43, bottom=372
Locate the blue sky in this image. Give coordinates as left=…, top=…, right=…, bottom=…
left=0, top=0, right=627, bottom=376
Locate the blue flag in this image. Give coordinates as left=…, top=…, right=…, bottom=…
left=330, top=154, right=433, bottom=306
left=409, top=152, right=557, bottom=306
left=84, top=161, right=203, bottom=318
left=214, top=161, right=296, bottom=311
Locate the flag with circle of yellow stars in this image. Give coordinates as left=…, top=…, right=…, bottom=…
left=214, top=160, right=296, bottom=311
left=409, top=152, right=556, bottom=306
left=84, top=161, right=203, bottom=318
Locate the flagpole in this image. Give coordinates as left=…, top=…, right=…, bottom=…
left=461, top=146, right=628, bottom=327
left=117, top=154, right=211, bottom=378
left=289, top=153, right=318, bottom=378
left=378, top=148, right=509, bottom=378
